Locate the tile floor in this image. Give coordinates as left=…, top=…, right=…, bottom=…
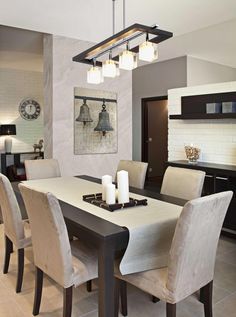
left=0, top=225, right=235, bottom=317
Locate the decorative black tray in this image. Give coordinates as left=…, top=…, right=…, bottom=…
left=83, top=193, right=148, bottom=212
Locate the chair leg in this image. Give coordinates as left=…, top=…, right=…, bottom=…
left=152, top=295, right=160, bottom=303
left=201, top=280, right=213, bottom=317
left=166, top=303, right=176, bottom=317
left=120, top=280, right=128, bottom=317
left=3, top=235, right=13, bottom=274
left=63, top=286, right=73, bottom=317
left=68, top=234, right=74, bottom=241
left=16, top=248, right=24, bottom=293
left=86, top=280, right=92, bottom=292
left=33, top=267, right=44, bottom=316
left=114, top=278, right=120, bottom=317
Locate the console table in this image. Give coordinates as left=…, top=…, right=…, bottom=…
left=0, top=152, right=44, bottom=176
left=167, top=160, right=236, bottom=236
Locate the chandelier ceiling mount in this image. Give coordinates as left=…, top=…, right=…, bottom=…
left=72, top=0, right=173, bottom=84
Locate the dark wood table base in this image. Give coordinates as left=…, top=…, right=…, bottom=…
left=13, top=175, right=185, bottom=317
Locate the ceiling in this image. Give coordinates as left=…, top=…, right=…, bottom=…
left=0, top=0, right=236, bottom=70
left=158, top=18, right=236, bottom=68
left=1, top=0, right=236, bottom=42
left=0, top=26, right=43, bottom=71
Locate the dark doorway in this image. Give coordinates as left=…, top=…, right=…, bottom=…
left=142, top=96, right=168, bottom=186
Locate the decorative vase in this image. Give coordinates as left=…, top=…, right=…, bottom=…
left=184, top=145, right=200, bottom=164
left=4, top=136, right=12, bottom=154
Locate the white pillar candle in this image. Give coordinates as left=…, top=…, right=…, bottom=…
left=105, top=183, right=116, bottom=205
left=117, top=170, right=129, bottom=204
left=102, top=175, right=112, bottom=200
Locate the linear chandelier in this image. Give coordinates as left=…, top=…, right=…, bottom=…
left=72, top=0, right=173, bottom=84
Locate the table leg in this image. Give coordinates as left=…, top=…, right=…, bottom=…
left=1, top=154, right=7, bottom=175
left=213, top=174, right=216, bottom=193
left=98, top=240, right=115, bottom=317
left=14, top=154, right=21, bottom=166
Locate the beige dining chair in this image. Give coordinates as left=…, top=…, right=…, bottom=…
left=24, top=158, right=61, bottom=180
left=115, top=191, right=233, bottom=317
left=161, top=166, right=206, bottom=200
left=19, top=183, right=98, bottom=317
left=116, top=160, right=148, bottom=189
left=0, top=173, right=32, bottom=293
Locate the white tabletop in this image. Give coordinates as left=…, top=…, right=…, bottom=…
left=23, top=176, right=183, bottom=274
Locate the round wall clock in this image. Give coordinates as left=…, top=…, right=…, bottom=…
left=19, top=99, right=41, bottom=120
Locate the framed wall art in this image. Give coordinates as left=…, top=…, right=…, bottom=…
left=74, top=87, right=117, bottom=155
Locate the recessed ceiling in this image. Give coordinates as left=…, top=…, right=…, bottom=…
left=0, top=0, right=236, bottom=70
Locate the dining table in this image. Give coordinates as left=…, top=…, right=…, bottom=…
left=12, top=175, right=186, bottom=317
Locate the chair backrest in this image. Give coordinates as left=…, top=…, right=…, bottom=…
left=25, top=158, right=61, bottom=180
left=0, top=173, right=25, bottom=247
left=116, top=160, right=148, bottom=189
left=166, top=191, right=233, bottom=302
left=161, top=166, right=205, bottom=200
left=19, top=184, right=74, bottom=288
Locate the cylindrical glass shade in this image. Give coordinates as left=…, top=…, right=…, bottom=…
left=139, top=41, right=158, bottom=62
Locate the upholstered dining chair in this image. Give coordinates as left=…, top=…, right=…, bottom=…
left=19, top=183, right=98, bottom=317
left=116, top=160, right=148, bottom=189
left=161, top=166, right=206, bottom=200
left=25, top=158, right=61, bottom=180
left=25, top=157, right=93, bottom=291
left=0, top=173, right=32, bottom=293
left=115, top=191, right=233, bottom=317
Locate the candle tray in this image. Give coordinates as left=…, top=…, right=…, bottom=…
left=83, top=193, right=148, bottom=212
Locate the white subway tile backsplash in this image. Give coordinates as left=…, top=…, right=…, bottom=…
left=168, top=81, right=236, bottom=165
left=0, top=68, right=43, bottom=170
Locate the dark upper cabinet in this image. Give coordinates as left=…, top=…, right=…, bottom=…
left=169, top=91, right=236, bottom=119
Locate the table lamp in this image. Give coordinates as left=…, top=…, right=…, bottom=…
left=0, top=124, right=16, bottom=153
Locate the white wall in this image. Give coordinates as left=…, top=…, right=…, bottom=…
left=132, top=56, right=188, bottom=161
left=0, top=68, right=43, bottom=154
left=44, top=35, right=132, bottom=179
left=187, top=56, right=236, bottom=86
left=168, top=81, right=236, bottom=165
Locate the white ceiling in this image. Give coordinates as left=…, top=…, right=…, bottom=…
left=157, top=18, right=236, bottom=68
left=0, top=26, right=43, bottom=71
left=0, top=0, right=236, bottom=70
left=1, top=0, right=236, bottom=41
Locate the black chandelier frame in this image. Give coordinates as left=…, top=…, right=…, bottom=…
left=72, top=23, right=173, bottom=67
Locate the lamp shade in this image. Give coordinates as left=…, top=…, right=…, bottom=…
left=119, top=50, right=137, bottom=70
left=0, top=124, right=16, bottom=136
left=102, top=59, right=120, bottom=78
left=139, top=41, right=158, bottom=62
left=87, top=66, right=104, bottom=84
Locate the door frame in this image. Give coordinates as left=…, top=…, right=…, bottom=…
left=141, top=95, right=168, bottom=164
